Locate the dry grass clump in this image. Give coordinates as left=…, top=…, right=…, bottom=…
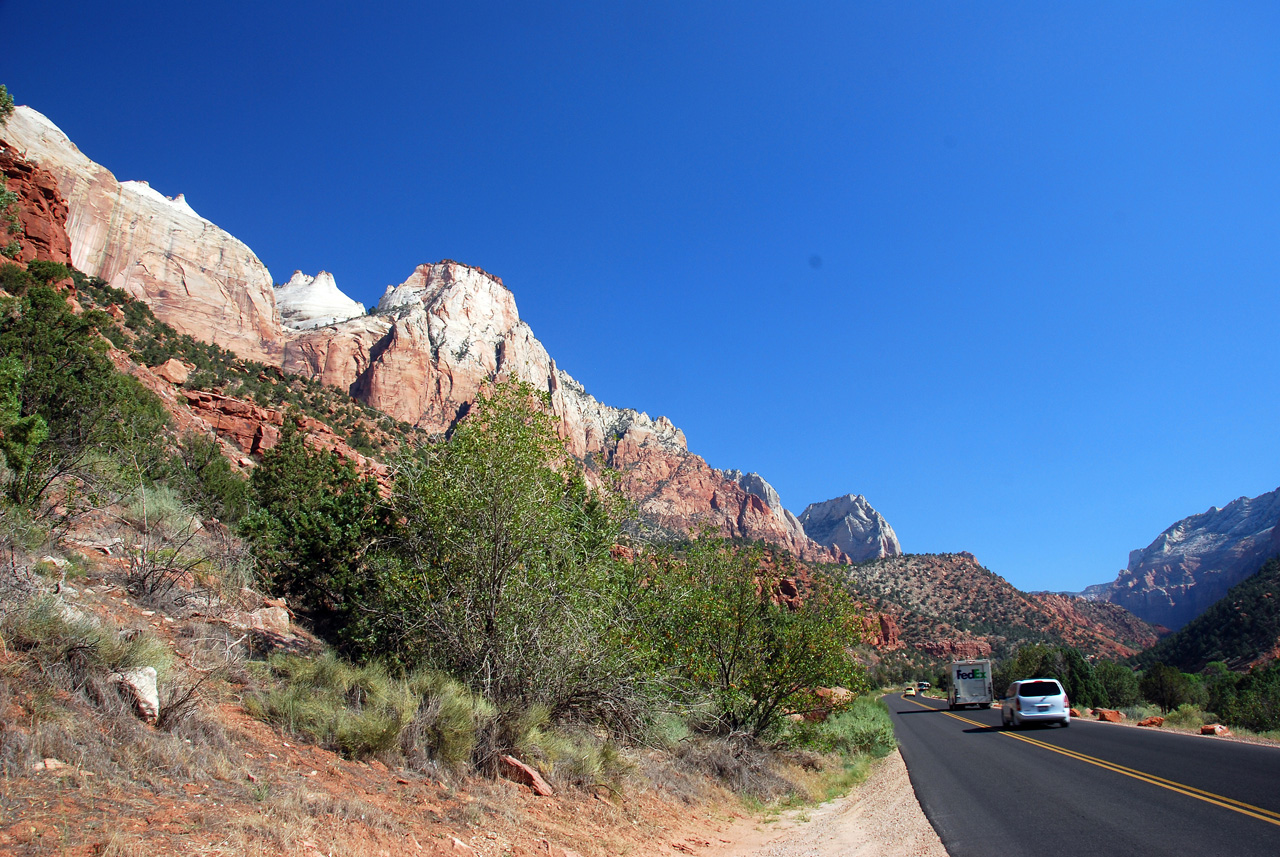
left=245, top=653, right=416, bottom=760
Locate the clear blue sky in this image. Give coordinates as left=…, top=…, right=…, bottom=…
left=6, top=1, right=1280, bottom=593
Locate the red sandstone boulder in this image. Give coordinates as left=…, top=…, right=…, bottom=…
left=1138, top=716, right=1165, bottom=728
left=154, top=358, right=189, bottom=385
left=1201, top=723, right=1232, bottom=736
left=1095, top=709, right=1125, bottom=723
left=498, top=754, right=553, bottom=796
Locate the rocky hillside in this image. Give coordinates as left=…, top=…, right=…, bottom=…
left=1134, top=555, right=1280, bottom=672
left=3, top=104, right=883, bottom=561
left=841, top=553, right=1159, bottom=661
left=1083, top=487, right=1280, bottom=630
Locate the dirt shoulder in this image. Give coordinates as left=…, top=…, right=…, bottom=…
left=695, top=750, right=945, bottom=857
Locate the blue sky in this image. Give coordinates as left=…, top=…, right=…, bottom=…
left=6, top=1, right=1280, bottom=592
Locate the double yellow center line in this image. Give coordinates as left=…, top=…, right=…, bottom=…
left=903, top=696, right=1280, bottom=828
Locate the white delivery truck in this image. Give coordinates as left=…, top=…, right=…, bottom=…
left=948, top=659, right=994, bottom=710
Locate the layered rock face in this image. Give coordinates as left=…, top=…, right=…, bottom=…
left=799, top=494, right=902, bottom=562
left=275, top=271, right=365, bottom=331
left=0, top=144, right=72, bottom=266
left=0, top=107, right=283, bottom=364
left=1087, top=487, right=1280, bottom=630
left=287, top=260, right=833, bottom=555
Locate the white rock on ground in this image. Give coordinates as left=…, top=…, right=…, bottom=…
left=111, top=666, right=160, bottom=724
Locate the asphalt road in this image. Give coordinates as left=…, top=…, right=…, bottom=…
left=886, top=693, right=1280, bottom=857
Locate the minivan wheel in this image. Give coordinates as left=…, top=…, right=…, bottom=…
left=1061, top=718, right=1070, bottom=728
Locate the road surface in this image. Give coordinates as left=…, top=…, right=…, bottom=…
left=886, top=693, right=1280, bottom=856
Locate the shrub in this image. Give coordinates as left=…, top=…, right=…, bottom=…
left=241, top=424, right=394, bottom=646
left=246, top=653, right=414, bottom=759
left=1163, top=703, right=1210, bottom=729
left=371, top=380, right=648, bottom=739
left=645, top=533, right=868, bottom=736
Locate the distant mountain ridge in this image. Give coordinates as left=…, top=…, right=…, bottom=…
left=1084, top=487, right=1280, bottom=630
left=843, top=553, right=1160, bottom=661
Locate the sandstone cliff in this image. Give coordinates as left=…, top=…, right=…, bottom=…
left=288, top=261, right=836, bottom=556
left=1085, top=487, right=1280, bottom=630
left=799, top=494, right=902, bottom=562
left=0, top=143, right=71, bottom=266
left=0, top=106, right=284, bottom=364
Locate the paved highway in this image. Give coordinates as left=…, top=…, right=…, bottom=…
left=886, top=693, right=1280, bottom=856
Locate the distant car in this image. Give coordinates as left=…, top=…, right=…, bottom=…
left=917, top=681, right=931, bottom=690
left=1002, top=678, right=1070, bottom=729
left=903, top=686, right=916, bottom=697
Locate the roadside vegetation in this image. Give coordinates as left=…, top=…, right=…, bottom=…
left=0, top=255, right=894, bottom=849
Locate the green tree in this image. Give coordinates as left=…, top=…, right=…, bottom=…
left=242, top=423, right=393, bottom=645
left=648, top=532, right=867, bottom=736
left=368, top=380, right=644, bottom=739
left=0, top=84, right=13, bottom=124
left=994, top=645, right=1104, bottom=708
left=0, top=274, right=170, bottom=508
left=1226, top=661, right=1280, bottom=732
left=1140, top=662, right=1193, bottom=713
left=1094, top=659, right=1141, bottom=708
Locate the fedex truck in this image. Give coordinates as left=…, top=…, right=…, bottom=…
left=948, top=659, right=994, bottom=710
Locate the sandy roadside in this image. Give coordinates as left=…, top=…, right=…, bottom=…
left=699, top=749, right=947, bottom=857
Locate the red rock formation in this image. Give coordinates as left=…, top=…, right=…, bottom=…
left=918, top=639, right=993, bottom=659
left=1029, top=591, right=1160, bottom=658
left=1, top=106, right=857, bottom=563
left=0, top=144, right=71, bottom=265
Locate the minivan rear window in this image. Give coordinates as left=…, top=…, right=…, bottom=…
left=1018, top=681, right=1062, bottom=697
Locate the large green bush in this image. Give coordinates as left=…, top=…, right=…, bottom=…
left=645, top=533, right=867, bottom=736
left=371, top=381, right=646, bottom=734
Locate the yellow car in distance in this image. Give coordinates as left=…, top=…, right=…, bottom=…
left=903, top=687, right=916, bottom=697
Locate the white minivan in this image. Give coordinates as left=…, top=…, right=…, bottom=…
left=1001, top=678, right=1070, bottom=729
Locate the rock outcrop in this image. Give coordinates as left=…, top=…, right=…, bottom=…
left=720, top=469, right=810, bottom=546
left=0, top=106, right=284, bottom=364
left=799, top=494, right=901, bottom=562
left=1085, top=487, right=1280, bottom=630
left=0, top=143, right=72, bottom=266
left=275, top=271, right=365, bottom=331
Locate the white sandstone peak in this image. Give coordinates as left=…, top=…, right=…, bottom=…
left=274, top=271, right=366, bottom=331
left=799, top=494, right=902, bottom=562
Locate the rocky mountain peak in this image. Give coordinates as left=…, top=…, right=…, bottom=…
left=275, top=270, right=365, bottom=331
left=799, top=494, right=902, bottom=562
left=1088, top=486, right=1280, bottom=630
